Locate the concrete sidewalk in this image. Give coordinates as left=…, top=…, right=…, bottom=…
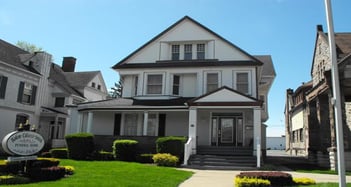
left=178, top=168, right=351, bottom=187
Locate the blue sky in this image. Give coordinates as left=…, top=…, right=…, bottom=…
left=1, top=0, right=351, bottom=137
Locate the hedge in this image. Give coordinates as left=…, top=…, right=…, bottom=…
left=49, top=148, right=68, bottom=159
left=65, top=133, right=94, bottom=160
left=236, top=171, right=294, bottom=186
left=113, top=139, right=138, bottom=161
left=156, top=136, right=186, bottom=162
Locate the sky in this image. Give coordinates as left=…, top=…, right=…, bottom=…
left=1, top=0, right=351, bottom=137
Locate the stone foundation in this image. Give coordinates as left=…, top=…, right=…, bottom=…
left=328, top=148, right=351, bottom=171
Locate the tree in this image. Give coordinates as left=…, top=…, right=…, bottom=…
left=16, top=41, right=43, bottom=53
left=109, top=79, right=123, bottom=98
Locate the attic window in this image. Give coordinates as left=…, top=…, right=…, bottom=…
left=171, top=45, right=180, bottom=60
left=97, top=85, right=101, bottom=90
left=91, top=82, right=96, bottom=88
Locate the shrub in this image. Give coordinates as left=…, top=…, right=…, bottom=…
left=293, top=177, right=316, bottom=185
left=152, top=153, right=179, bottom=167
left=62, top=165, right=75, bottom=175
left=94, top=150, right=115, bottom=161
left=50, top=148, right=68, bottom=159
left=28, top=166, right=66, bottom=181
left=65, top=133, right=94, bottom=160
left=237, top=171, right=293, bottom=186
left=156, top=136, right=186, bottom=162
left=29, top=157, right=60, bottom=168
left=4, top=161, right=23, bottom=174
left=0, top=160, right=7, bottom=173
left=234, top=176, right=271, bottom=187
left=0, top=175, right=31, bottom=185
left=40, top=151, right=52, bottom=158
left=113, top=139, right=138, bottom=162
left=136, top=153, right=154, bottom=163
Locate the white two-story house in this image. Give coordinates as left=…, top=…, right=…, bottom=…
left=69, top=16, right=275, bottom=164
left=0, top=39, right=108, bottom=152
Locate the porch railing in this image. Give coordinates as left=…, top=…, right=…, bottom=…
left=183, top=137, right=193, bottom=165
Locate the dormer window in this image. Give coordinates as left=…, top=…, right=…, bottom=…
left=171, top=45, right=180, bottom=60
left=184, top=44, right=192, bottom=60
left=197, top=44, right=205, bottom=59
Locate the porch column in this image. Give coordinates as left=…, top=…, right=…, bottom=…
left=143, top=111, right=148, bottom=136
left=188, top=107, right=197, bottom=154
left=87, top=112, right=93, bottom=133
left=76, top=112, right=82, bottom=133
left=253, top=107, right=261, bottom=156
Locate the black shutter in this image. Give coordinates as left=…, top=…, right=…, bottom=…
left=0, top=76, right=8, bottom=99
left=31, top=85, right=37, bottom=105
left=17, top=82, right=24, bottom=103
left=114, top=114, right=122, bottom=136
left=158, top=114, right=166, bottom=136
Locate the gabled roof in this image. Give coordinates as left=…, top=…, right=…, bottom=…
left=112, top=16, right=263, bottom=69
left=0, top=39, right=40, bottom=74
left=254, top=55, right=276, bottom=77
left=63, top=71, right=100, bottom=88
left=49, top=64, right=84, bottom=97
left=188, top=86, right=262, bottom=106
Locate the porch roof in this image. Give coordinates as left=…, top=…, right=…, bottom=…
left=76, top=97, right=191, bottom=111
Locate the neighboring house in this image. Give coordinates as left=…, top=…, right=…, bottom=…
left=285, top=25, right=351, bottom=170
left=69, top=16, right=276, bottom=165
left=0, top=39, right=108, bottom=152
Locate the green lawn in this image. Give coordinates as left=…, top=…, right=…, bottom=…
left=12, top=159, right=193, bottom=187
left=296, top=169, right=351, bottom=176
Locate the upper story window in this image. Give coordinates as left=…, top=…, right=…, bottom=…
left=97, top=85, right=101, bottom=90
left=17, top=82, right=37, bottom=105
left=184, top=44, right=192, bottom=60
left=0, top=75, right=8, bottom=99
left=172, top=45, right=180, bottom=60
left=147, top=74, right=163, bottom=95
left=197, top=44, right=205, bottom=60
left=235, top=72, right=250, bottom=95
left=91, top=82, right=96, bottom=88
left=206, top=73, right=219, bottom=93
left=55, top=97, right=65, bottom=107
left=172, top=75, right=180, bottom=95
left=133, top=76, right=138, bottom=96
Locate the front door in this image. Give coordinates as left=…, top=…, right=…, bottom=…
left=211, top=115, right=243, bottom=146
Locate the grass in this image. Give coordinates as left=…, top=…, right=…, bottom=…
left=296, top=169, right=351, bottom=176
left=298, top=183, right=351, bottom=187
left=7, top=159, right=193, bottom=187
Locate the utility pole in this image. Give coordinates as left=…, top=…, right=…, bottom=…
left=324, top=0, right=346, bottom=186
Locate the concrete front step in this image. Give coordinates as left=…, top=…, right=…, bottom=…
left=197, top=146, right=253, bottom=156
left=188, top=154, right=257, bottom=168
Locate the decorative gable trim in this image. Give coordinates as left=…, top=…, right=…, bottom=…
left=187, top=86, right=262, bottom=106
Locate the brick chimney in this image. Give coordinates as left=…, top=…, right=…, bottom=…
left=62, top=57, right=76, bottom=72
left=317, top=25, right=323, bottom=32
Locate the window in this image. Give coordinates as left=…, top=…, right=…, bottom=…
left=206, top=73, right=218, bottom=92
left=91, top=82, right=96, bottom=88
left=0, top=76, right=8, bottom=99
left=17, top=82, right=37, bottom=105
left=97, top=85, right=101, bottom=90
left=197, top=44, right=205, bottom=59
left=184, top=44, right=192, bottom=60
left=171, top=45, right=180, bottom=60
left=236, top=72, right=249, bottom=94
left=147, top=74, right=163, bottom=94
left=15, top=114, right=28, bottom=130
left=123, top=113, right=138, bottom=135
left=147, top=113, right=158, bottom=136
left=172, top=75, right=180, bottom=95
left=55, top=97, right=65, bottom=107
left=49, top=119, right=65, bottom=139
left=133, top=76, right=138, bottom=96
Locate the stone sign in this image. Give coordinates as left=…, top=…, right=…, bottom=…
left=2, top=131, right=45, bottom=156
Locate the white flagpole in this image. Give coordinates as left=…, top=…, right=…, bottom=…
left=324, top=0, right=346, bottom=186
